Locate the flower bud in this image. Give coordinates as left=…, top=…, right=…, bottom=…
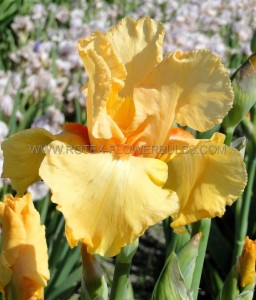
left=239, top=237, right=256, bottom=288
left=81, top=244, right=108, bottom=300
left=0, top=193, right=49, bottom=299
left=152, top=233, right=201, bottom=300
left=222, top=53, right=256, bottom=130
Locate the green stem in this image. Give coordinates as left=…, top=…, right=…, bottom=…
left=163, top=217, right=172, bottom=248
left=110, top=240, right=138, bottom=300
left=163, top=217, right=191, bottom=258
left=191, top=219, right=211, bottom=300
left=233, top=154, right=256, bottom=262
left=224, top=127, right=235, bottom=146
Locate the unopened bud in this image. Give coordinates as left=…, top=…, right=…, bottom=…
left=222, top=53, right=256, bottom=130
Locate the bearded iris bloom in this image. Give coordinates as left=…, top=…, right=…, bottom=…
left=1, top=17, right=247, bottom=256
left=0, top=193, right=49, bottom=298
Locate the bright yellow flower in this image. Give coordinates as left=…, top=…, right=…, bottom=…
left=239, top=237, right=256, bottom=288
left=1, top=17, right=247, bottom=256
left=0, top=193, right=49, bottom=299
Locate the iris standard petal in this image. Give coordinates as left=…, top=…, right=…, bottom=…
left=172, top=50, right=234, bottom=131
left=107, top=17, right=165, bottom=96
left=78, top=31, right=127, bottom=91
left=81, top=49, right=126, bottom=144
left=39, top=140, right=179, bottom=257
left=131, top=55, right=179, bottom=150
left=165, top=133, right=247, bottom=228
left=131, top=49, right=233, bottom=149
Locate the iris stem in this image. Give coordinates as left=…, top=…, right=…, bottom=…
left=233, top=153, right=256, bottom=262
left=110, top=240, right=138, bottom=300
left=224, top=126, right=235, bottom=146
left=191, top=218, right=211, bottom=300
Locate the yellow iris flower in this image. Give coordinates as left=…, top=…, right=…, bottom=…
left=1, top=17, right=247, bottom=257
left=0, top=193, right=49, bottom=298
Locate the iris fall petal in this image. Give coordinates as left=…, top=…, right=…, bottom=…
left=165, top=133, right=247, bottom=228
left=1, top=124, right=89, bottom=195
left=39, top=141, right=179, bottom=256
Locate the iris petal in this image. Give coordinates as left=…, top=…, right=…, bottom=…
left=1, top=129, right=54, bottom=195
left=172, top=50, right=234, bottom=131
left=107, top=17, right=165, bottom=95
left=165, top=133, right=247, bottom=228
left=1, top=124, right=89, bottom=195
left=39, top=140, right=179, bottom=257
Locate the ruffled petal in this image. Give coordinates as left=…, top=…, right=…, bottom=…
left=131, top=49, right=233, bottom=149
left=81, top=49, right=125, bottom=143
left=171, top=50, right=234, bottom=131
left=39, top=140, right=179, bottom=257
left=165, top=133, right=247, bottom=228
left=130, top=49, right=233, bottom=149
left=78, top=31, right=127, bottom=91
left=107, top=17, right=165, bottom=96
left=1, top=128, right=55, bottom=196
left=79, top=17, right=166, bottom=146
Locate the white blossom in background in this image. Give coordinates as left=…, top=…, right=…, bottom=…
left=31, top=105, right=64, bottom=134
left=0, top=95, right=13, bottom=117
left=11, top=15, right=33, bottom=34
left=27, top=181, right=50, bottom=201
left=55, top=7, right=70, bottom=24
left=0, top=121, right=8, bottom=140
left=0, top=121, right=9, bottom=188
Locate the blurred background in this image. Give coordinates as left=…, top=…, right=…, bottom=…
left=0, top=0, right=256, bottom=299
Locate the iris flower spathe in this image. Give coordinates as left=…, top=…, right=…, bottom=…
left=1, top=17, right=247, bottom=256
